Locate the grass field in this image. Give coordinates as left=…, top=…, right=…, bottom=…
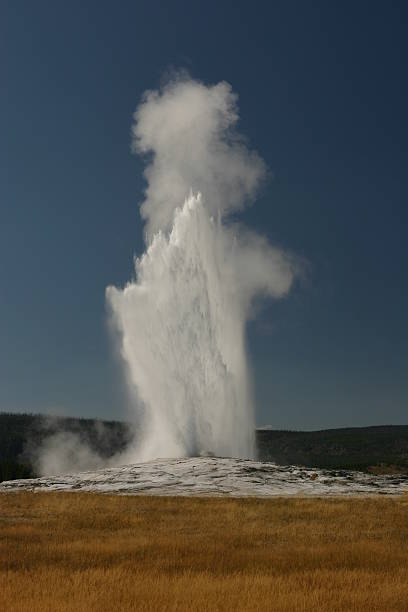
left=1, top=493, right=408, bottom=611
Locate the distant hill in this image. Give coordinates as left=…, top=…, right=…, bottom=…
left=1, top=412, right=407, bottom=481
left=257, top=426, right=408, bottom=473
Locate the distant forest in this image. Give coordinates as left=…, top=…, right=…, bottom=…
left=1, top=412, right=408, bottom=481
left=257, top=426, right=408, bottom=473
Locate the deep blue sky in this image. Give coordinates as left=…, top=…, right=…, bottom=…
left=1, top=1, right=407, bottom=428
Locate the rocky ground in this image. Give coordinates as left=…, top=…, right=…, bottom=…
left=1, top=456, right=408, bottom=497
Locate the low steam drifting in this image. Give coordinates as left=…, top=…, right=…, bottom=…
left=107, top=76, right=297, bottom=461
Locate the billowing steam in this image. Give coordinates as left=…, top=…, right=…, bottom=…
left=106, top=76, right=298, bottom=461
left=32, top=75, right=298, bottom=475
left=133, top=78, right=266, bottom=239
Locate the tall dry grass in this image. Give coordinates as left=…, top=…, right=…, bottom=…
left=1, top=492, right=408, bottom=611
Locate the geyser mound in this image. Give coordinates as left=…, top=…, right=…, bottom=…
left=2, top=457, right=408, bottom=497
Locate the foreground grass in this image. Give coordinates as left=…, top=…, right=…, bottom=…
left=1, top=493, right=408, bottom=611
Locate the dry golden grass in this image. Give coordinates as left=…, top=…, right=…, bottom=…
left=1, top=493, right=408, bottom=611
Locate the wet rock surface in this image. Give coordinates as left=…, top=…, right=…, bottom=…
left=1, top=457, right=407, bottom=497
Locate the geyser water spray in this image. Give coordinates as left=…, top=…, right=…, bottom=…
left=107, top=76, right=297, bottom=461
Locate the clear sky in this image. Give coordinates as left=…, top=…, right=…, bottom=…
left=1, top=1, right=407, bottom=428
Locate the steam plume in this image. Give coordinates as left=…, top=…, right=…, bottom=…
left=133, top=77, right=267, bottom=238
left=107, top=75, right=298, bottom=461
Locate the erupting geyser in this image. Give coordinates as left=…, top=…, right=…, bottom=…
left=106, top=75, right=297, bottom=461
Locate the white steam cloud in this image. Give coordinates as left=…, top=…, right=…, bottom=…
left=106, top=75, right=298, bottom=461
left=28, top=417, right=134, bottom=477
left=133, top=77, right=267, bottom=239
left=33, top=431, right=105, bottom=477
